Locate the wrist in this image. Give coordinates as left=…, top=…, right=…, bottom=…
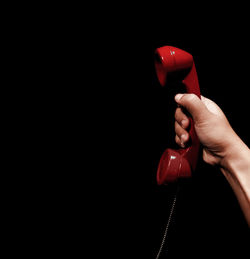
left=220, top=136, right=250, bottom=201
left=219, top=136, right=250, bottom=227
left=221, top=134, right=249, bottom=171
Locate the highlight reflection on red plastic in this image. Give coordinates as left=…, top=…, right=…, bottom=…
left=155, top=46, right=201, bottom=184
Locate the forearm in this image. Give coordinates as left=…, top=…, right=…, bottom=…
left=220, top=137, right=250, bottom=227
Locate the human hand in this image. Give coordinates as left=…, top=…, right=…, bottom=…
left=174, top=93, right=250, bottom=226
left=174, top=93, right=240, bottom=168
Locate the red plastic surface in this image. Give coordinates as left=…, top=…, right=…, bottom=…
left=155, top=46, right=201, bottom=184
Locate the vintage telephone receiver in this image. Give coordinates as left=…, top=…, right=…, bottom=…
left=155, top=46, right=201, bottom=185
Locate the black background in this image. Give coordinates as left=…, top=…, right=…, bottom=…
left=56, top=31, right=250, bottom=258
left=145, top=38, right=250, bottom=258
left=73, top=32, right=250, bottom=257
left=13, top=12, right=250, bottom=258
left=87, top=32, right=250, bottom=257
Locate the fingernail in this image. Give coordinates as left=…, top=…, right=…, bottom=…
left=180, top=134, right=186, bottom=147
left=181, top=120, right=186, bottom=127
left=175, top=94, right=183, bottom=102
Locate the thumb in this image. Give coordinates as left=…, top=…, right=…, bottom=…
left=175, top=93, right=210, bottom=123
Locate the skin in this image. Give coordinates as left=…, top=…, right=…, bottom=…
left=174, top=93, right=250, bottom=227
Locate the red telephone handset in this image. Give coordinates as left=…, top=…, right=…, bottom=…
left=155, top=46, right=201, bottom=184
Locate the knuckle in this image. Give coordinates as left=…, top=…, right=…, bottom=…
left=175, top=121, right=184, bottom=137
left=174, top=109, right=179, bottom=120
left=175, top=107, right=183, bottom=121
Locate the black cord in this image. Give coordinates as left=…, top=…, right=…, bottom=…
left=155, top=185, right=180, bottom=259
